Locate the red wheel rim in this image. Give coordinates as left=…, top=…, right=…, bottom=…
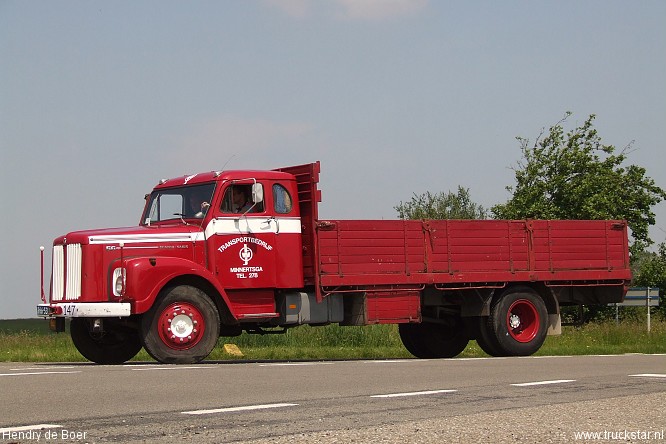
left=506, top=299, right=539, bottom=343
left=157, top=302, right=205, bottom=350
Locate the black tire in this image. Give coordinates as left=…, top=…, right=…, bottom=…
left=485, top=286, right=549, bottom=356
left=141, top=285, right=220, bottom=364
left=70, top=318, right=143, bottom=364
left=399, top=319, right=469, bottom=359
left=475, top=316, right=505, bottom=357
left=398, top=323, right=434, bottom=358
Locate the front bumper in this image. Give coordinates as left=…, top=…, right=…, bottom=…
left=37, top=303, right=132, bottom=318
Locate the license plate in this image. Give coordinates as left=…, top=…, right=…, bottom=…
left=37, top=305, right=52, bottom=316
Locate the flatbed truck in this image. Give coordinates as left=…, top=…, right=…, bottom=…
left=38, top=162, right=632, bottom=363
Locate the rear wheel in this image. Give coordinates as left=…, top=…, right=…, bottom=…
left=482, top=287, right=548, bottom=357
left=141, top=285, right=220, bottom=364
left=398, top=323, right=434, bottom=358
left=475, top=316, right=505, bottom=357
left=399, top=318, right=469, bottom=358
left=70, top=318, right=142, bottom=364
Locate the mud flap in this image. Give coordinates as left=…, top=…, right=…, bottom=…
left=547, top=313, right=561, bottom=335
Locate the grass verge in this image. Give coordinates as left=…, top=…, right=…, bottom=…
left=1, top=319, right=664, bottom=363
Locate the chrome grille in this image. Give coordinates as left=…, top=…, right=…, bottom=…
left=51, top=244, right=82, bottom=301
left=65, top=244, right=82, bottom=300
left=51, top=246, right=64, bottom=301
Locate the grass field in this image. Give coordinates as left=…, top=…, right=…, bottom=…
left=1, top=318, right=665, bottom=363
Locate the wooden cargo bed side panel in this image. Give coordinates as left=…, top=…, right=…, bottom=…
left=318, top=220, right=426, bottom=276
left=316, top=218, right=630, bottom=286
left=428, top=220, right=530, bottom=273
left=531, top=220, right=628, bottom=271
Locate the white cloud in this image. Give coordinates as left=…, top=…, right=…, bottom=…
left=264, top=0, right=311, bottom=19
left=266, top=0, right=428, bottom=21
left=335, top=0, right=428, bottom=21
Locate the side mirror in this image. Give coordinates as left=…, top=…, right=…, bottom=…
left=252, top=183, right=264, bottom=203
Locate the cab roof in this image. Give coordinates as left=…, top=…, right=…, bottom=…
left=153, top=169, right=295, bottom=189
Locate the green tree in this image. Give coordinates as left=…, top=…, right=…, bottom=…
left=395, top=186, right=487, bottom=220
left=492, top=112, right=666, bottom=255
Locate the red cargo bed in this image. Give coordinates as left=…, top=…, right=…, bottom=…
left=316, top=219, right=631, bottom=288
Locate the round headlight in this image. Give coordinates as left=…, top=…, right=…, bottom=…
left=115, top=272, right=125, bottom=296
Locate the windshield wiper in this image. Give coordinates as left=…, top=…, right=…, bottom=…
left=173, top=213, right=191, bottom=226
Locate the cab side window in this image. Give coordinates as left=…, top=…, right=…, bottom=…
left=273, top=184, right=293, bottom=214
left=220, top=184, right=265, bottom=214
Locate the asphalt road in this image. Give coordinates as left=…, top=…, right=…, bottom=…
left=1, top=354, right=665, bottom=443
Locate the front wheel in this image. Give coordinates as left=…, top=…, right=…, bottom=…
left=70, top=318, right=143, bottom=364
left=141, top=285, right=220, bottom=364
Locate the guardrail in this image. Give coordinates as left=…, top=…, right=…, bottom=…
left=612, top=287, right=660, bottom=332
left=618, top=287, right=660, bottom=307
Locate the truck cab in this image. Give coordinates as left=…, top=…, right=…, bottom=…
left=38, top=164, right=324, bottom=364
left=142, top=170, right=304, bottom=291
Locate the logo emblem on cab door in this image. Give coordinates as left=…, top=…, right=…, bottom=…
left=239, top=244, right=253, bottom=265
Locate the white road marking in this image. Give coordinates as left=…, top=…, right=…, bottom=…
left=362, top=360, right=415, bottom=364
left=182, top=403, right=298, bottom=415
left=511, top=379, right=576, bottom=387
left=370, top=389, right=457, bottom=398
left=517, top=355, right=573, bottom=359
left=629, top=374, right=666, bottom=378
left=0, top=424, right=62, bottom=433
left=130, top=366, right=211, bottom=371
left=258, top=362, right=334, bottom=367
left=0, top=371, right=81, bottom=377
left=9, top=366, right=78, bottom=371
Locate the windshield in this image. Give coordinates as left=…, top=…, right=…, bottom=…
left=142, top=183, right=216, bottom=225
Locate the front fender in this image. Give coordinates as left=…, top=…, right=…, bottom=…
left=123, top=257, right=237, bottom=318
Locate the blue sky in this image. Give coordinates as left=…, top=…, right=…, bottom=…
left=1, top=0, right=665, bottom=318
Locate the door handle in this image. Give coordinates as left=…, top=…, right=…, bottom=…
left=262, top=217, right=280, bottom=234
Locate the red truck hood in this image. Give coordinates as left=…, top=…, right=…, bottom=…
left=53, top=225, right=204, bottom=246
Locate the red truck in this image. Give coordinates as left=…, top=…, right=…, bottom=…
left=38, top=162, right=632, bottom=364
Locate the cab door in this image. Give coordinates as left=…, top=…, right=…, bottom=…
left=270, top=181, right=304, bottom=288
left=209, top=182, right=277, bottom=289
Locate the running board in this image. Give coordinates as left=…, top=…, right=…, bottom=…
left=237, top=312, right=280, bottom=320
